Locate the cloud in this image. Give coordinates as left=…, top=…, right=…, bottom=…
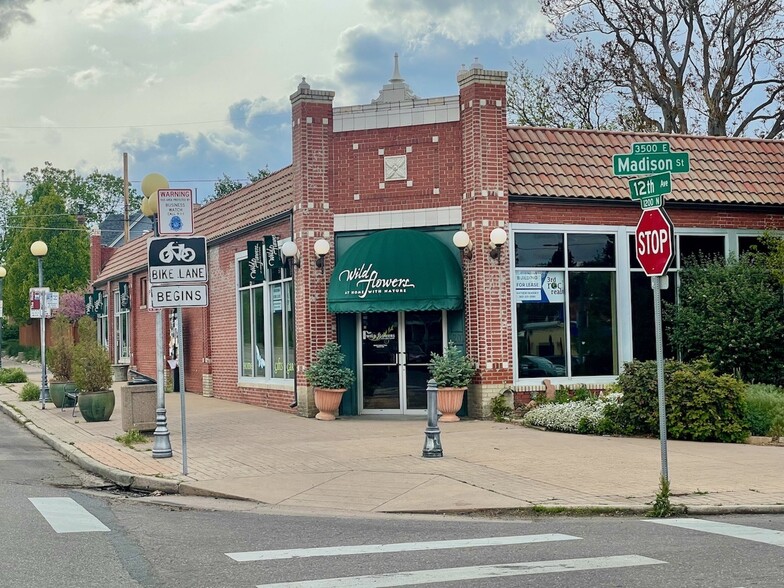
left=0, top=67, right=47, bottom=88
left=0, top=0, right=37, bottom=40
left=369, top=0, right=551, bottom=46
left=69, top=67, right=104, bottom=88
left=228, top=95, right=288, bottom=132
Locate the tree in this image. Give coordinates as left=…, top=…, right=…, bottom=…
left=209, top=167, right=271, bottom=201
left=2, top=185, right=90, bottom=325
left=666, top=253, right=784, bottom=385
left=22, top=162, right=141, bottom=226
left=523, top=0, right=784, bottom=137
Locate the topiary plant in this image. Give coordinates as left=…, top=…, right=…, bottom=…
left=304, top=342, right=355, bottom=390
left=428, top=341, right=476, bottom=388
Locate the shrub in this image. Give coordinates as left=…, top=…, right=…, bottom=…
left=744, top=384, right=784, bottom=436
left=428, top=342, right=476, bottom=388
left=19, top=382, right=40, bottom=401
left=522, top=393, right=622, bottom=434
left=0, top=367, right=28, bottom=384
left=23, top=347, right=40, bottom=362
left=615, top=358, right=749, bottom=443
left=48, top=314, right=75, bottom=382
left=72, top=317, right=112, bottom=393
left=304, top=342, right=355, bottom=389
left=490, top=392, right=513, bottom=422
left=666, top=254, right=784, bottom=385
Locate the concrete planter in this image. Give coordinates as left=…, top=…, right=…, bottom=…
left=437, top=387, right=466, bottom=422
left=112, top=364, right=129, bottom=382
left=313, top=387, right=346, bottom=421
left=120, top=383, right=157, bottom=432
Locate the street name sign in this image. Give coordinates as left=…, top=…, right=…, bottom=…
left=635, top=207, right=675, bottom=277
left=628, top=171, right=672, bottom=209
left=613, top=142, right=690, bottom=176
left=147, top=236, right=208, bottom=284
left=149, top=284, right=208, bottom=309
left=157, top=188, right=194, bottom=236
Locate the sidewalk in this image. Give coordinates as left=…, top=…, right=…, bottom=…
left=2, top=357, right=784, bottom=516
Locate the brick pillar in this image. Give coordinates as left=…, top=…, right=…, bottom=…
left=290, top=79, right=336, bottom=414
left=90, top=232, right=103, bottom=282
left=458, top=63, right=512, bottom=418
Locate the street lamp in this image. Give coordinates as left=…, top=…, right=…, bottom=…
left=0, top=265, right=6, bottom=369
left=30, top=240, right=49, bottom=409
left=141, top=172, right=173, bottom=459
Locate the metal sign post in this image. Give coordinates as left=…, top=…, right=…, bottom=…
left=176, top=308, right=188, bottom=475
left=652, top=275, right=669, bottom=482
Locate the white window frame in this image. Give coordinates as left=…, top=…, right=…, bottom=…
left=113, top=289, right=130, bottom=364
left=235, top=244, right=295, bottom=386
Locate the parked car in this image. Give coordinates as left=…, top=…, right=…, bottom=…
left=520, top=355, right=566, bottom=378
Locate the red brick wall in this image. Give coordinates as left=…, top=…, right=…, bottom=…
left=329, top=122, right=463, bottom=212
left=510, top=201, right=784, bottom=230
left=459, top=69, right=513, bottom=386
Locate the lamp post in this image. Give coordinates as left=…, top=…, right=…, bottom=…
left=0, top=266, right=5, bottom=369
left=30, top=240, right=49, bottom=409
left=141, top=172, right=173, bottom=459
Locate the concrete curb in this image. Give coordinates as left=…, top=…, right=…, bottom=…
left=0, top=399, right=180, bottom=496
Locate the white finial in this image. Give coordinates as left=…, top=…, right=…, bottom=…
left=472, top=57, right=483, bottom=70
left=391, top=52, right=403, bottom=82
left=458, top=63, right=468, bottom=75
left=298, top=77, right=310, bottom=91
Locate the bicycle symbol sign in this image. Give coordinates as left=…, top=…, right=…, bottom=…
left=147, top=236, right=208, bottom=284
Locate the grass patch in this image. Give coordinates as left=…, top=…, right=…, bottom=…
left=115, top=429, right=149, bottom=447
left=18, top=382, right=40, bottom=401
left=0, top=367, right=28, bottom=384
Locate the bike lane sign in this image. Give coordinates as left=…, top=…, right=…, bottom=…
left=147, top=236, right=208, bottom=284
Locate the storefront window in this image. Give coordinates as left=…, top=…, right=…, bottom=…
left=515, top=232, right=617, bottom=379
left=113, top=290, right=130, bottom=363
left=237, top=244, right=294, bottom=380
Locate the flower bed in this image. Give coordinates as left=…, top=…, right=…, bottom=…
left=522, top=393, right=622, bottom=434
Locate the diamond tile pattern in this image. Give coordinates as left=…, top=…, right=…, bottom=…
left=507, top=127, right=784, bottom=205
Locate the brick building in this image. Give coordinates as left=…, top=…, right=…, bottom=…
left=91, top=57, right=784, bottom=418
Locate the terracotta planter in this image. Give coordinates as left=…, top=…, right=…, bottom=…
left=78, top=389, right=116, bottom=422
left=437, top=387, right=466, bottom=422
left=314, top=387, right=346, bottom=421
left=49, top=381, right=78, bottom=409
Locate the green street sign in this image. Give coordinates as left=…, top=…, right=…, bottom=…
left=628, top=172, right=672, bottom=200
left=613, top=142, right=690, bottom=176
left=639, top=194, right=662, bottom=210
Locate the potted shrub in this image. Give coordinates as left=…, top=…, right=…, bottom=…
left=47, top=314, right=78, bottom=408
left=73, top=317, right=115, bottom=422
left=428, top=341, right=477, bottom=422
left=304, top=342, right=355, bottom=421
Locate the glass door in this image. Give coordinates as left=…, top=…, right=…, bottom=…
left=359, top=310, right=445, bottom=414
left=360, top=312, right=401, bottom=411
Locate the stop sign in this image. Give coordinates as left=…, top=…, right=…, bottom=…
left=635, top=207, right=674, bottom=276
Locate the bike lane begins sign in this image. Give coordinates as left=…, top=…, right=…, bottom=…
left=147, top=236, right=208, bottom=284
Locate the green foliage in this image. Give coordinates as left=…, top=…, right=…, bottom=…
left=19, top=381, right=39, bottom=401
left=23, top=347, right=40, bottom=361
left=666, top=254, right=784, bottom=385
left=0, top=367, right=28, bottom=384
left=48, top=314, right=74, bottom=382
left=72, top=317, right=112, bottom=393
left=209, top=168, right=271, bottom=201
left=650, top=475, right=673, bottom=518
left=3, top=186, right=90, bottom=325
left=490, top=393, right=513, bottom=422
left=115, top=429, right=148, bottom=447
left=744, top=384, right=784, bottom=436
left=428, top=342, right=477, bottom=388
left=304, top=342, right=355, bottom=390
left=615, top=359, right=749, bottom=443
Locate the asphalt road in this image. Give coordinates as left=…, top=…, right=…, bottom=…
left=3, top=411, right=784, bottom=587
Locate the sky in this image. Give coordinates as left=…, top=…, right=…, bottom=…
left=0, top=0, right=558, bottom=202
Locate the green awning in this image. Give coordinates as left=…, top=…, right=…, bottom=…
left=328, top=229, right=463, bottom=313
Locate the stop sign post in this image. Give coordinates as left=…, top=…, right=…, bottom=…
left=635, top=207, right=674, bottom=277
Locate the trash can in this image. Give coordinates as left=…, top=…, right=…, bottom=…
left=120, top=383, right=157, bottom=432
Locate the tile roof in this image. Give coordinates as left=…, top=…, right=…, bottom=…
left=95, top=166, right=293, bottom=284
left=507, top=127, right=784, bottom=205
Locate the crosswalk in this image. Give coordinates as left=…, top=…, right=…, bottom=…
left=25, top=498, right=784, bottom=586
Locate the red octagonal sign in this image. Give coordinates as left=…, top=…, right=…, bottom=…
left=635, top=207, right=674, bottom=277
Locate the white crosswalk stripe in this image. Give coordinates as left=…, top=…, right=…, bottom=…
left=227, top=533, right=580, bottom=562
left=254, top=555, right=666, bottom=587
left=647, top=518, right=784, bottom=547
left=29, top=497, right=110, bottom=533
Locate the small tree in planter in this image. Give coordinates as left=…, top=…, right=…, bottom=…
left=428, top=341, right=477, bottom=422
left=304, top=342, right=355, bottom=421
left=48, top=314, right=77, bottom=408
left=73, top=317, right=114, bottom=422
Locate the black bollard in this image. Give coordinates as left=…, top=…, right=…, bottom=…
left=422, top=378, right=443, bottom=458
